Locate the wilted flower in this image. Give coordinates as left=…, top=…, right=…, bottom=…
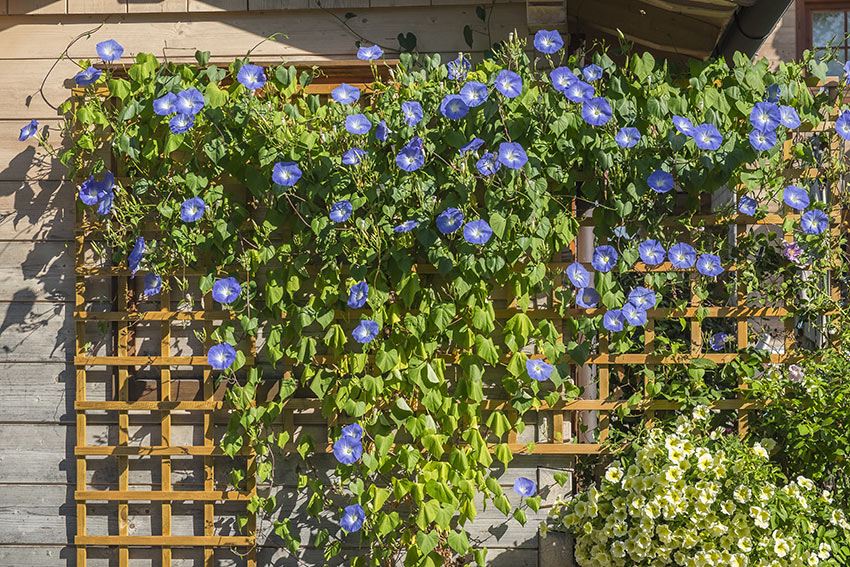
left=533, top=29, right=563, bottom=53
left=237, top=63, right=266, bottom=90
left=352, top=320, right=380, bottom=343
left=143, top=273, right=162, bottom=297
left=497, top=142, right=527, bottom=169
left=18, top=119, right=38, bottom=141
left=436, top=208, right=464, bottom=234
left=394, top=220, right=419, bottom=233
left=460, top=137, right=484, bottom=155
left=494, top=70, right=523, bottom=98
left=782, top=240, right=804, bottom=263
left=96, top=39, right=123, bottom=61
left=340, top=503, right=365, bottom=533
left=347, top=281, right=369, bottom=309
left=128, top=236, right=145, bottom=276
left=212, top=277, right=242, bottom=304
left=331, top=83, right=360, bottom=104
left=648, top=170, right=674, bottom=193
left=272, top=161, right=302, bottom=186
left=788, top=364, right=804, bottom=383
left=375, top=120, right=389, bottom=142
left=765, top=83, right=780, bottom=103
left=463, top=220, right=493, bottom=244
left=447, top=55, right=471, bottom=81
left=709, top=332, right=728, bottom=352
left=207, top=343, right=237, bottom=370
left=576, top=287, right=599, bottom=308
left=460, top=81, right=488, bottom=107
left=401, top=101, right=423, bottom=127
left=329, top=200, right=353, bottom=222
left=344, top=147, right=368, bottom=166
left=513, top=477, right=537, bottom=497
left=526, top=358, right=553, bottom=381
left=566, top=262, right=591, bottom=288
left=357, top=44, right=383, bottom=61
left=800, top=209, right=828, bottom=235
left=696, top=253, right=724, bottom=277
left=592, top=245, right=618, bottom=272
left=180, top=197, right=205, bottom=223
left=581, top=97, right=612, bottom=126
left=476, top=152, right=500, bottom=176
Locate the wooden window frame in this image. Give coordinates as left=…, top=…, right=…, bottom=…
left=797, top=0, right=850, bottom=59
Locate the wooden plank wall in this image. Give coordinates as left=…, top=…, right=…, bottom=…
left=0, top=3, right=576, bottom=566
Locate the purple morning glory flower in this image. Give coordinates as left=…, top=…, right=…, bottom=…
left=180, top=197, right=205, bottom=223
left=394, top=220, right=419, bottom=233
left=783, top=185, right=810, bottom=210
left=333, top=437, right=362, bottom=465
left=709, top=332, right=728, bottom=352
left=836, top=111, right=850, bottom=141
left=357, top=45, right=383, bottom=61
left=779, top=106, right=801, bottom=129
left=622, top=302, right=647, bottom=327
left=564, top=80, right=594, bottom=103
left=668, top=243, right=696, bottom=269
left=566, top=262, right=591, bottom=288
left=765, top=84, right=780, bottom=103
left=169, top=113, right=194, bottom=134
left=494, top=70, right=523, bottom=98
left=581, top=64, right=603, bottom=82
left=513, top=477, right=537, bottom=497
left=344, top=148, right=368, bottom=166
left=96, top=39, right=123, bottom=62
left=672, top=115, right=695, bottom=137
left=696, top=254, right=724, bottom=277
left=331, top=83, right=360, bottom=104
left=693, top=124, right=723, bottom=151
left=526, top=358, right=553, bottom=382
left=460, top=81, right=488, bottom=107
left=845, top=61, right=850, bottom=85
left=175, top=88, right=205, bottom=115
left=340, top=503, right=365, bottom=533
left=576, top=287, right=600, bottom=309
left=749, top=129, right=777, bottom=152
left=738, top=196, right=757, bottom=216
left=153, top=93, right=177, bottom=116
left=128, top=236, right=144, bottom=276
left=497, top=142, right=527, bottom=170
left=375, top=120, right=389, bottom=142
left=19, top=119, right=38, bottom=141
left=401, top=101, right=423, bottom=127
left=460, top=137, right=484, bottom=155
left=582, top=97, right=612, bottom=126
left=396, top=137, right=425, bottom=172
left=750, top=102, right=781, bottom=131
left=463, top=219, right=493, bottom=244
left=329, top=200, right=353, bottom=223
left=603, top=310, right=624, bottom=332
left=237, top=63, right=266, bottom=90
left=783, top=240, right=804, bottom=263
left=212, top=277, right=242, bottom=304
left=800, top=209, right=828, bottom=235
left=272, top=161, right=302, bottom=186
left=648, top=170, right=674, bottom=193
left=143, top=273, right=162, bottom=297
left=549, top=67, right=577, bottom=93
left=628, top=287, right=656, bottom=310
left=591, top=245, right=617, bottom=273
left=352, top=319, right=380, bottom=344
left=345, top=113, right=372, bottom=135
left=341, top=423, right=363, bottom=441
left=436, top=208, right=464, bottom=234
left=447, top=55, right=471, bottom=81
left=533, top=29, right=563, bottom=54
left=79, top=172, right=114, bottom=217
left=75, top=66, right=102, bottom=86
left=79, top=180, right=100, bottom=206
left=638, top=239, right=666, bottom=266
left=440, top=95, right=469, bottom=120
left=207, top=343, right=237, bottom=370
left=347, top=281, right=369, bottom=309
left=476, top=152, right=500, bottom=176
left=615, top=127, right=641, bottom=148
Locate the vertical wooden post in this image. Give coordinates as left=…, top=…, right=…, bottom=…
left=75, top=223, right=88, bottom=567
left=117, top=275, right=130, bottom=567
left=202, top=293, right=215, bottom=567
left=160, top=287, right=172, bottom=567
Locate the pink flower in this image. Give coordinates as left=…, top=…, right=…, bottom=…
left=782, top=240, right=803, bottom=264
left=788, top=364, right=804, bottom=383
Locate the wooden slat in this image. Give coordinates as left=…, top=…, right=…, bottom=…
left=76, top=536, right=253, bottom=546
left=75, top=491, right=252, bottom=501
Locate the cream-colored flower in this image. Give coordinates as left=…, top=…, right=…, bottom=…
left=818, top=542, right=831, bottom=560
left=749, top=506, right=770, bottom=529
left=752, top=442, right=769, bottom=459
left=796, top=475, right=814, bottom=491
left=692, top=405, right=710, bottom=421
left=730, top=553, right=748, bottom=567
left=734, top=485, right=752, bottom=504
left=611, top=541, right=626, bottom=558
left=760, top=438, right=777, bottom=453
left=737, top=536, right=753, bottom=553
left=721, top=500, right=736, bottom=516
left=605, top=466, right=623, bottom=484
left=773, top=536, right=790, bottom=558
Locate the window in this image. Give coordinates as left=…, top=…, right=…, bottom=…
left=799, top=1, right=850, bottom=73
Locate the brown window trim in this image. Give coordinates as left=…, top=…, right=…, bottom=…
left=797, top=0, right=850, bottom=59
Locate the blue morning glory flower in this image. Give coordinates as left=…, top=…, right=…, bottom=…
left=591, top=245, right=618, bottom=273
left=709, top=332, right=728, bottom=352
left=78, top=175, right=104, bottom=205
left=696, top=254, right=724, bottom=277
left=169, top=113, right=194, bottom=135
left=79, top=172, right=115, bottom=215
left=765, top=84, right=780, bottom=103
left=237, top=63, right=266, bottom=90
left=476, top=152, right=501, bottom=176
left=494, top=70, right=523, bottom=98
left=779, top=106, right=801, bottom=129
left=341, top=423, right=364, bottom=441
left=668, top=243, right=696, bottom=269
left=513, top=477, right=537, bottom=497
left=357, top=45, right=383, bottom=61
left=396, top=137, right=425, bottom=172
left=628, top=286, right=656, bottom=309
left=845, top=61, right=850, bottom=86
left=463, top=219, right=493, bottom=244
left=96, top=39, right=124, bottom=62
left=564, top=80, right=594, bottom=103
left=128, top=236, right=145, bottom=276
left=340, top=503, right=365, bottom=533
left=549, top=67, right=577, bottom=93
left=272, top=161, right=302, bottom=186
left=750, top=102, right=781, bottom=131
left=333, top=437, right=362, bottom=465
left=566, top=262, right=591, bottom=288
left=526, top=358, right=553, bottom=382
left=331, top=83, right=360, bottom=104
left=749, top=129, right=777, bottom=152
left=352, top=319, right=380, bottom=343
left=143, top=273, right=162, bottom=297
left=692, top=124, right=723, bottom=151
left=672, top=115, right=695, bottom=137
left=648, top=170, right=674, bottom=193
left=497, top=142, right=528, bottom=170
left=347, top=281, right=369, bottom=309
left=345, top=113, right=372, bottom=135
left=19, top=119, right=38, bottom=141
left=401, top=101, right=423, bottom=127
left=738, top=196, right=757, bottom=216
left=207, top=343, right=237, bottom=370
left=436, top=208, right=464, bottom=234
left=638, top=239, right=665, bottom=265
left=460, top=137, right=484, bottom=155
left=75, top=66, right=102, bottom=86
left=800, top=209, right=828, bottom=235
left=576, top=287, right=600, bottom=309
left=375, top=120, right=389, bottom=142
left=622, top=302, right=647, bottom=326
left=836, top=111, right=850, bottom=141
left=581, top=64, right=603, bottom=82
left=176, top=89, right=205, bottom=115
left=783, top=185, right=810, bottom=210
left=212, top=277, right=242, bottom=304
left=582, top=97, right=612, bottom=126
left=447, top=55, right=471, bottom=81
left=343, top=148, right=367, bottom=165
left=533, top=29, right=563, bottom=54
left=153, top=93, right=178, bottom=116
left=329, top=200, right=353, bottom=223
left=180, top=197, right=205, bottom=223
left=460, top=81, right=488, bottom=108
left=615, top=127, right=641, bottom=148
left=440, top=95, right=469, bottom=120
left=603, top=310, right=624, bottom=332
left=394, top=220, right=419, bottom=233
